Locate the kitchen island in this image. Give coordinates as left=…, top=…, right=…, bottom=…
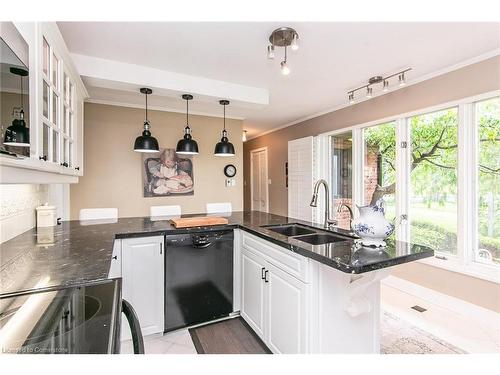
left=0, top=211, right=433, bottom=354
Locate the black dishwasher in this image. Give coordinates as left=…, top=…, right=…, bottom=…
left=164, top=230, right=234, bottom=332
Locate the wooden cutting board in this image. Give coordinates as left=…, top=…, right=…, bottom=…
left=170, top=216, right=229, bottom=228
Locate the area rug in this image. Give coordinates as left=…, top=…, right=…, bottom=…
left=380, top=310, right=467, bottom=354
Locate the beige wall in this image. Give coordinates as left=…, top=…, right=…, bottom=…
left=243, top=56, right=500, bottom=312
left=70, top=103, right=243, bottom=219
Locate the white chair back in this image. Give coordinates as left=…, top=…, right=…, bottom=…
left=206, top=202, right=232, bottom=214
left=79, top=208, right=118, bottom=221
left=150, top=205, right=182, bottom=217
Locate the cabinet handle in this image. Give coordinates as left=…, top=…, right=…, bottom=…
left=75, top=166, right=80, bottom=170
left=112, top=255, right=117, bottom=260
left=264, top=270, right=269, bottom=283
left=39, top=155, right=47, bottom=161
left=261, top=267, right=266, bottom=280
left=60, top=162, right=68, bottom=167
left=160, top=242, right=163, bottom=255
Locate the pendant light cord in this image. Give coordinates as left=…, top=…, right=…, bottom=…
left=186, top=97, right=189, bottom=125
left=145, top=91, right=148, bottom=123
left=223, top=103, right=226, bottom=131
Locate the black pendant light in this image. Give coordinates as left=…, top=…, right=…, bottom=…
left=133, top=88, right=159, bottom=153
left=4, top=67, right=30, bottom=147
left=176, top=94, right=199, bottom=155
left=214, top=100, right=235, bottom=157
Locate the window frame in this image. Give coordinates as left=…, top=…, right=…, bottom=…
left=317, top=89, right=500, bottom=283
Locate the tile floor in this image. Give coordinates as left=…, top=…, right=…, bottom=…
left=121, top=328, right=197, bottom=354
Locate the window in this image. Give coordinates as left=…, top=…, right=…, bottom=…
left=363, top=122, right=396, bottom=220
left=408, top=108, right=458, bottom=255
left=330, top=131, right=352, bottom=229
left=475, top=97, right=500, bottom=265
left=320, top=92, right=500, bottom=281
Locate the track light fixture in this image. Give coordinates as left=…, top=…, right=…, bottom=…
left=382, top=80, right=389, bottom=92
left=267, top=27, right=299, bottom=75
left=399, top=72, right=406, bottom=86
left=366, top=87, right=373, bottom=98
left=346, top=68, right=411, bottom=104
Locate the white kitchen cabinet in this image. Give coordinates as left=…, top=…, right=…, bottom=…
left=121, top=236, right=164, bottom=338
left=0, top=22, right=87, bottom=183
left=239, top=231, right=385, bottom=354
left=265, top=262, right=308, bottom=354
left=241, top=249, right=266, bottom=339
left=241, top=245, right=309, bottom=354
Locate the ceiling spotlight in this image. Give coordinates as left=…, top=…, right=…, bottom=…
left=382, top=80, right=389, bottom=92
left=291, top=33, right=299, bottom=51
left=267, top=45, right=275, bottom=59
left=281, top=60, right=290, bottom=76
left=267, top=27, right=299, bottom=75
left=366, top=87, right=373, bottom=98
left=348, top=92, right=355, bottom=104
left=399, top=73, right=406, bottom=86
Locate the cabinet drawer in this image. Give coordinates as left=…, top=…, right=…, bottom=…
left=242, top=231, right=309, bottom=283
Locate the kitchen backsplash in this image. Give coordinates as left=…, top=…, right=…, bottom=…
left=0, top=184, right=49, bottom=243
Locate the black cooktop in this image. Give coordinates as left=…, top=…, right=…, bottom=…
left=0, top=279, right=121, bottom=354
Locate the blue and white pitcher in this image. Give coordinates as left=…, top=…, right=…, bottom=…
left=352, top=199, right=395, bottom=247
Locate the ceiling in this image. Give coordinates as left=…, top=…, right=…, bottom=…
left=58, top=22, right=500, bottom=138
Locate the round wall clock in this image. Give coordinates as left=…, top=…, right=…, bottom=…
left=224, top=164, right=237, bottom=178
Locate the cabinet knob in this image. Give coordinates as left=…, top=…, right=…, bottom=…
left=75, top=166, right=80, bottom=170
left=39, top=155, right=47, bottom=161
left=60, top=162, right=68, bottom=167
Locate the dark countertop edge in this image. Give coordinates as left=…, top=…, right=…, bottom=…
left=112, top=223, right=433, bottom=275
left=113, top=224, right=239, bottom=239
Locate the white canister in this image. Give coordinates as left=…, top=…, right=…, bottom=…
left=36, top=204, right=57, bottom=227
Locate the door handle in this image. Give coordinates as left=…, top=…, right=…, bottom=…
left=264, top=270, right=269, bottom=283
left=261, top=267, right=266, bottom=280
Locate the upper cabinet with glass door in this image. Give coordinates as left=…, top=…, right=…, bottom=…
left=38, top=23, right=86, bottom=176
left=0, top=22, right=86, bottom=181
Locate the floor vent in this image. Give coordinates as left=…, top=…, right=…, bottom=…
left=411, top=305, right=427, bottom=313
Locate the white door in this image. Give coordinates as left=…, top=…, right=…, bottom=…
left=265, top=262, right=308, bottom=354
left=240, top=249, right=266, bottom=339
left=250, top=148, right=269, bottom=212
left=121, top=236, right=164, bottom=338
left=288, top=136, right=314, bottom=221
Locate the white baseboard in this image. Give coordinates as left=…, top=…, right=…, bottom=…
left=382, top=275, right=500, bottom=324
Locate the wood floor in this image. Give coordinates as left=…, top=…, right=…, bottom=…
left=189, top=317, right=271, bottom=354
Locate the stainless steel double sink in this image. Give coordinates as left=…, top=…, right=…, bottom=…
left=261, top=223, right=352, bottom=245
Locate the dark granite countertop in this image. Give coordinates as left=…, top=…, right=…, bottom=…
left=0, top=211, right=433, bottom=296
